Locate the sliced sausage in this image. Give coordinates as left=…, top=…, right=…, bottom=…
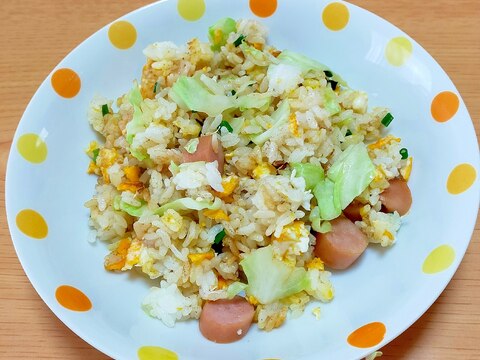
left=379, top=178, right=412, bottom=216
left=199, top=296, right=254, bottom=343
left=314, top=216, right=368, bottom=270
left=343, top=201, right=364, bottom=222
left=182, top=135, right=224, bottom=172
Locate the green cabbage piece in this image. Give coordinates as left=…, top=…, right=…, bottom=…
left=226, top=282, right=248, bottom=299
left=277, top=50, right=347, bottom=86
left=154, top=197, right=221, bottom=216
left=323, top=87, right=341, bottom=115
left=291, top=163, right=325, bottom=190
left=114, top=196, right=148, bottom=217
left=169, top=76, right=272, bottom=117
left=125, top=85, right=152, bottom=161
left=169, top=76, right=236, bottom=117
left=239, top=42, right=266, bottom=61
left=313, top=143, right=375, bottom=221
left=308, top=206, right=332, bottom=233
left=236, top=92, right=271, bottom=112
left=313, top=178, right=341, bottom=220
left=240, top=246, right=310, bottom=304
left=126, top=85, right=144, bottom=144
left=250, top=100, right=290, bottom=145
left=208, top=17, right=237, bottom=51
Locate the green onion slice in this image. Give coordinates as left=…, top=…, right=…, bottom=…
left=234, top=34, right=246, bottom=47
left=101, top=104, right=109, bottom=116
left=381, top=112, right=394, bottom=127
left=217, top=120, right=233, bottom=133
left=399, top=148, right=409, bottom=159
left=92, top=148, right=100, bottom=162
left=214, top=229, right=226, bottom=244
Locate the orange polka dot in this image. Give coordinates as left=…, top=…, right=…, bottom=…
left=322, top=2, right=350, bottom=31
left=431, top=91, right=459, bottom=122
left=16, top=209, right=48, bottom=239
left=55, top=285, right=92, bottom=312
left=447, top=163, right=476, bottom=194
left=108, top=21, right=137, bottom=49
left=17, top=133, right=47, bottom=163
left=177, top=0, right=206, bottom=21
left=51, top=68, right=81, bottom=98
left=138, top=346, right=178, bottom=360
left=347, top=322, right=386, bottom=348
left=249, top=0, right=277, bottom=18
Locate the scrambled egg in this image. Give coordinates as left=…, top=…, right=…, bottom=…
left=203, top=209, right=230, bottom=221
left=274, top=221, right=311, bottom=255
left=161, top=209, right=183, bottom=232
left=98, top=148, right=118, bottom=183
left=252, top=163, right=276, bottom=179
left=368, top=135, right=400, bottom=150
left=289, top=113, right=299, bottom=137
left=401, top=157, right=413, bottom=181
left=188, top=250, right=215, bottom=265
left=306, top=257, right=325, bottom=271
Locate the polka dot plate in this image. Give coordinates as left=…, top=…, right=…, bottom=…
left=5, top=0, right=479, bottom=359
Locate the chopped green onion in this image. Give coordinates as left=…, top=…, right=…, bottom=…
left=381, top=112, right=394, bottom=127
left=153, top=82, right=159, bottom=94
left=212, top=229, right=226, bottom=253
left=191, top=110, right=198, bottom=114
left=217, top=120, right=233, bottom=133
left=230, top=89, right=236, bottom=96
left=214, top=229, right=226, bottom=244
left=399, top=148, right=409, bottom=159
left=101, top=104, right=109, bottom=116
left=328, top=79, right=338, bottom=90
left=92, top=148, right=100, bottom=163
left=345, top=129, right=352, bottom=136
left=234, top=34, right=246, bottom=47
left=323, top=70, right=333, bottom=78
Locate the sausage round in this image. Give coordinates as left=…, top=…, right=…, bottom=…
left=199, top=296, right=254, bottom=343
left=314, top=216, right=368, bottom=270
left=379, top=178, right=412, bottom=216
left=343, top=201, right=364, bottom=222
left=182, top=135, right=224, bottom=172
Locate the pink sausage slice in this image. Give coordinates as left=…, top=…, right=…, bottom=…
left=182, top=135, right=224, bottom=172
left=343, top=201, right=364, bottom=222
left=379, top=178, right=412, bottom=216
left=314, top=216, right=368, bottom=270
left=199, top=296, right=254, bottom=343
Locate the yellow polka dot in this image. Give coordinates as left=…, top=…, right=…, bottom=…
left=17, top=133, right=47, bottom=164
left=138, top=346, right=178, bottom=360
left=447, top=163, right=476, bottom=195
left=51, top=68, right=81, bottom=98
left=55, top=285, right=92, bottom=311
left=385, top=37, right=413, bottom=66
left=422, top=245, right=455, bottom=274
left=16, top=209, right=48, bottom=239
left=431, top=91, right=459, bottom=122
left=177, top=0, right=205, bottom=21
left=108, top=21, right=137, bottom=49
left=322, top=2, right=350, bottom=31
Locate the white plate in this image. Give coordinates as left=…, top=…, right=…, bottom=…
left=6, top=1, right=479, bottom=359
